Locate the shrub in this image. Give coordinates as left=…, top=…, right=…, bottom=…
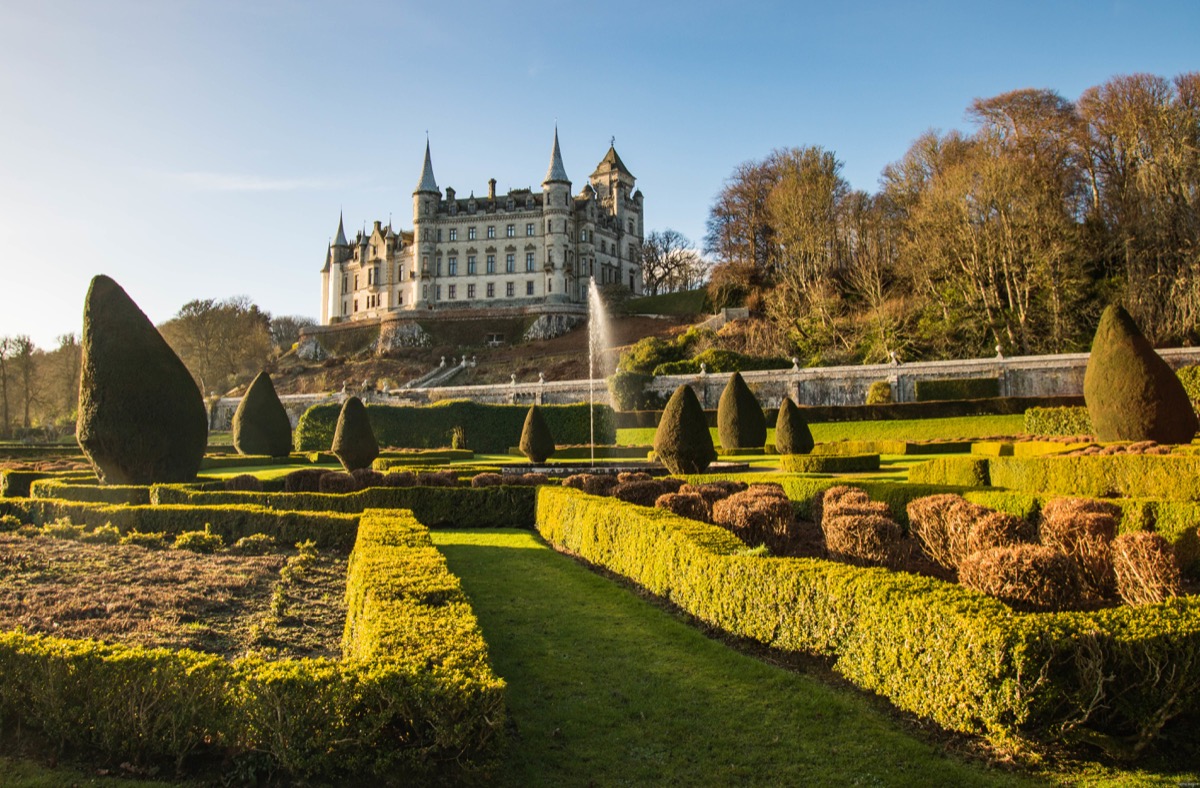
left=75, top=275, right=207, bottom=484
left=79, top=523, right=121, bottom=545
left=823, top=513, right=906, bottom=568
left=283, top=468, right=329, bottom=493
left=381, top=471, right=417, bottom=488
left=1039, top=498, right=1118, bottom=599
left=416, top=470, right=459, bottom=488
left=617, top=471, right=652, bottom=483
left=865, top=380, right=892, bottom=405
left=988, top=455, right=1200, bottom=500
left=612, top=480, right=674, bottom=507
left=232, top=371, right=293, bottom=457
left=608, top=370, right=655, bottom=411
left=907, top=457, right=989, bottom=487
left=655, top=492, right=710, bottom=522
left=0, top=513, right=22, bottom=531
left=1083, top=305, right=1198, bottom=444
left=119, top=529, right=169, bottom=549
left=711, top=486, right=793, bottom=547
left=1111, top=532, right=1182, bottom=607
left=319, top=472, right=360, bottom=494
left=653, top=385, right=716, bottom=474
left=906, top=495, right=989, bottom=571
left=717, top=373, right=766, bottom=452
left=563, top=473, right=620, bottom=497
left=1024, top=406, right=1093, bottom=437
left=331, top=397, right=379, bottom=471
left=780, top=454, right=879, bottom=473
left=173, top=525, right=225, bottom=553
left=1178, top=365, right=1200, bottom=406
left=231, top=533, right=278, bottom=555
left=774, top=397, right=814, bottom=455
left=913, top=378, right=1000, bottom=402
left=225, top=474, right=264, bottom=492
left=349, top=468, right=385, bottom=489
left=518, top=405, right=556, bottom=463
left=965, top=511, right=1033, bottom=555
left=958, top=545, right=1082, bottom=611
left=471, top=473, right=505, bottom=488
left=43, top=517, right=84, bottom=539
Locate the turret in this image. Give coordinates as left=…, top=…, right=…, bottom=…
left=542, top=128, right=571, bottom=303
left=413, top=141, right=440, bottom=307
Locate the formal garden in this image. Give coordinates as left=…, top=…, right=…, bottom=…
left=1, top=276, right=1199, bottom=785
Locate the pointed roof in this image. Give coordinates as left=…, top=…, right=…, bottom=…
left=333, top=212, right=348, bottom=247
left=415, top=140, right=439, bottom=193
left=591, top=144, right=633, bottom=179
left=543, top=127, right=570, bottom=185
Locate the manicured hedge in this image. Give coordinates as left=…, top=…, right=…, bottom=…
left=779, top=454, right=880, bottom=474
left=199, top=454, right=306, bottom=470
left=151, top=485, right=537, bottom=529
left=908, top=457, right=991, bottom=487
left=0, top=470, right=48, bottom=498
left=814, top=440, right=972, bottom=456
left=541, top=445, right=651, bottom=460
left=0, top=509, right=504, bottom=780
left=535, top=487, right=1200, bottom=751
left=296, top=400, right=614, bottom=453
left=913, top=378, right=1000, bottom=402
left=1024, top=406, right=1093, bottom=437
left=29, top=478, right=151, bottom=505
left=970, top=441, right=1085, bottom=458
left=988, top=455, right=1200, bottom=501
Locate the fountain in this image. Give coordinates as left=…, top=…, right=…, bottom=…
left=587, top=277, right=613, bottom=465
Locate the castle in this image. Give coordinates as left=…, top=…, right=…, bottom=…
left=320, top=131, right=645, bottom=325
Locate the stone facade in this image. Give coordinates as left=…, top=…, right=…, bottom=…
left=320, top=131, right=644, bottom=325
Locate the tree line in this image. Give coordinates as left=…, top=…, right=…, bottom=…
left=699, top=72, right=1200, bottom=365
left=0, top=299, right=313, bottom=440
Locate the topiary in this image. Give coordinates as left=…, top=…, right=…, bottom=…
left=232, top=371, right=293, bottom=457
left=224, top=474, right=263, bottom=492
left=865, top=380, right=893, bottom=405
left=283, top=468, right=329, bottom=492
left=331, top=397, right=379, bottom=471
left=906, top=494, right=989, bottom=572
left=76, top=274, right=208, bottom=484
left=655, top=492, right=710, bottom=523
left=1111, top=532, right=1182, bottom=607
left=519, top=405, right=556, bottom=463
left=774, top=397, right=815, bottom=455
left=1083, top=305, right=1198, bottom=444
left=959, top=545, right=1083, bottom=611
left=717, top=372, right=766, bottom=453
left=653, top=384, right=716, bottom=474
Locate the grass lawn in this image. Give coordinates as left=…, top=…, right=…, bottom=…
left=431, top=528, right=1030, bottom=787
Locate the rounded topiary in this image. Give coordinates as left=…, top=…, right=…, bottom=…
left=519, top=405, right=556, bottom=463
left=653, top=384, right=717, bottom=475
left=959, top=544, right=1083, bottom=611
left=1083, top=305, right=1199, bottom=444
left=232, top=371, right=293, bottom=457
left=774, top=397, right=815, bottom=455
left=76, top=274, right=207, bottom=484
left=331, top=397, right=379, bottom=471
left=717, top=372, right=766, bottom=453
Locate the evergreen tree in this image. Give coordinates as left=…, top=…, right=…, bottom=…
left=654, top=384, right=716, bottom=474
left=331, top=397, right=379, bottom=471
left=717, top=372, right=767, bottom=451
left=519, top=405, right=556, bottom=463
left=774, top=397, right=815, bottom=454
left=232, top=371, right=293, bottom=457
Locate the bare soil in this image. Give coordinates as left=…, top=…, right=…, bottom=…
left=0, top=534, right=347, bottom=659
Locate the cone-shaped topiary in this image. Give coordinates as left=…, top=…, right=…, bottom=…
left=654, top=384, right=716, bottom=474
left=331, top=396, right=379, bottom=471
left=232, top=371, right=293, bottom=457
left=717, top=372, right=767, bottom=452
left=76, top=275, right=207, bottom=484
left=774, top=396, right=815, bottom=454
left=519, top=404, right=556, bottom=463
left=1083, top=305, right=1198, bottom=444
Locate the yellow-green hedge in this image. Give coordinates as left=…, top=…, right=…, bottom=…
left=29, top=477, right=151, bottom=505
left=0, top=509, right=504, bottom=780
left=535, top=487, right=1200, bottom=751
left=779, top=453, right=879, bottom=473
left=988, top=455, right=1200, bottom=500
left=908, top=457, right=991, bottom=487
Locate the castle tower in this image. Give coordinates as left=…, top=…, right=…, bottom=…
left=321, top=212, right=351, bottom=323
left=590, top=144, right=643, bottom=292
left=541, top=128, right=571, bottom=303
left=413, top=141, right=439, bottom=307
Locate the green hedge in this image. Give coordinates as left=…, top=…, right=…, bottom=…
left=1024, top=406, right=1093, bottom=437
left=813, top=440, right=972, bottom=456
left=652, top=348, right=792, bottom=376
left=0, top=509, right=504, bottom=780
left=908, top=457, right=991, bottom=487
left=29, top=478, right=151, bottom=505
left=535, top=487, right=1200, bottom=751
left=970, top=441, right=1086, bottom=458
left=199, top=454, right=307, bottom=470
left=295, top=400, right=614, bottom=453
left=988, top=455, right=1200, bottom=501
left=151, top=485, right=537, bottom=530
left=913, top=378, right=1000, bottom=402
left=779, top=454, right=880, bottom=474
left=0, top=470, right=49, bottom=498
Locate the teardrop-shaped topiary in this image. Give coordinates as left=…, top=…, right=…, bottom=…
left=232, top=371, right=293, bottom=457
left=775, top=397, right=815, bottom=454
left=717, top=372, right=767, bottom=453
left=331, top=396, right=379, bottom=471
left=1083, top=305, right=1198, bottom=444
left=76, top=274, right=208, bottom=484
left=519, top=405, right=556, bottom=463
left=653, top=384, right=716, bottom=474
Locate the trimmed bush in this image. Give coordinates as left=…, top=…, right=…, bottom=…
left=76, top=275, right=207, bottom=484
left=1083, top=305, right=1198, bottom=444
left=906, top=494, right=989, bottom=572
left=1039, top=499, right=1118, bottom=599
left=232, top=371, right=293, bottom=457
left=865, top=380, right=892, bottom=405
left=913, top=378, right=1000, bottom=402
left=774, top=397, right=814, bottom=455
left=283, top=468, right=329, bottom=493
left=908, top=457, right=989, bottom=487
left=331, top=397, right=379, bottom=472
left=965, top=511, right=1033, bottom=555
left=231, top=533, right=278, bottom=555
left=653, top=385, right=716, bottom=475
left=518, top=405, right=556, bottom=463
left=988, top=454, right=1200, bottom=500
left=607, top=370, right=655, bottom=411
left=1, top=470, right=48, bottom=498
left=1111, top=532, right=1182, bottom=607
left=1024, top=406, right=1093, bottom=437
left=780, top=454, right=879, bottom=474
left=655, top=492, right=710, bottom=522
left=959, top=545, right=1082, bottom=611
left=612, top=480, right=675, bottom=507
left=29, top=479, right=151, bottom=505
left=717, top=372, right=766, bottom=452
left=823, top=513, right=906, bottom=568
left=711, top=485, right=793, bottom=548
left=319, top=472, right=360, bottom=494
left=225, top=474, right=264, bottom=492
left=173, top=525, right=225, bottom=553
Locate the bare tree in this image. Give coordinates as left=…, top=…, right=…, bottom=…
left=639, top=230, right=706, bottom=296
left=0, top=337, right=12, bottom=438
left=159, top=296, right=273, bottom=396
left=13, top=335, right=37, bottom=431
left=269, top=315, right=317, bottom=351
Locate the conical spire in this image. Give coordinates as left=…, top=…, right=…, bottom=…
left=333, top=212, right=348, bottom=247
left=415, top=140, right=439, bottom=194
left=543, top=127, right=570, bottom=185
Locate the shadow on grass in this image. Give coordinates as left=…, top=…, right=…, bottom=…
left=431, top=529, right=1031, bottom=787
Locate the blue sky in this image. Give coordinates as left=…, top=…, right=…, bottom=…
left=2, top=0, right=1197, bottom=347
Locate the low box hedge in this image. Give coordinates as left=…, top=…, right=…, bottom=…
left=535, top=487, right=1200, bottom=752
left=779, top=453, right=880, bottom=474
left=1024, top=405, right=1093, bottom=437
left=989, top=455, right=1200, bottom=501
left=814, top=440, right=973, bottom=456
left=199, top=454, right=301, bottom=470
left=0, top=470, right=49, bottom=498
left=913, top=377, right=1000, bottom=402
left=908, top=457, right=991, bottom=487
left=0, top=509, right=504, bottom=780
left=29, top=478, right=152, bottom=505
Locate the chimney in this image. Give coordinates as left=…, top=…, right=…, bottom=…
left=488, top=178, right=497, bottom=200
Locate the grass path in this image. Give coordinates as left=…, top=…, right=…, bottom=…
left=430, top=529, right=1034, bottom=787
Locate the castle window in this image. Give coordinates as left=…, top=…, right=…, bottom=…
left=467, top=255, right=477, bottom=275
left=343, top=301, right=348, bottom=315
left=437, top=229, right=443, bottom=242
left=467, top=227, right=477, bottom=240
left=435, top=285, right=441, bottom=301
left=526, top=253, right=535, bottom=272
left=397, top=292, right=403, bottom=306
left=486, top=283, right=495, bottom=298
left=396, top=265, right=403, bottom=280
left=601, top=240, right=607, bottom=253
left=526, top=281, right=535, bottom=296
left=449, top=228, right=457, bottom=241
left=580, top=229, right=587, bottom=242
left=487, top=225, right=496, bottom=239
left=448, top=284, right=457, bottom=300
left=353, top=299, right=358, bottom=312
left=354, top=275, right=359, bottom=289
left=506, top=224, right=515, bottom=238
left=436, top=260, right=443, bottom=277
left=422, top=285, right=427, bottom=300
left=506, top=254, right=515, bottom=273
left=628, top=219, right=634, bottom=233
left=506, top=282, right=515, bottom=298
left=448, top=257, right=458, bottom=276
left=341, top=275, right=348, bottom=294
left=486, top=254, right=496, bottom=274
left=547, top=220, right=552, bottom=233
left=526, top=223, right=535, bottom=236
left=467, top=284, right=476, bottom=299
